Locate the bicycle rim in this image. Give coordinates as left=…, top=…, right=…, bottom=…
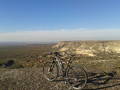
left=67, top=65, right=87, bottom=90
left=43, top=61, right=58, bottom=81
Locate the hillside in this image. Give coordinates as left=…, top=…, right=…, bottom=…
left=53, top=41, right=120, bottom=56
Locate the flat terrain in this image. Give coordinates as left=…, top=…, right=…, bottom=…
left=0, top=43, right=120, bottom=90
left=0, top=44, right=53, bottom=68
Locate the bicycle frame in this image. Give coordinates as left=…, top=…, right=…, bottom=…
left=54, top=55, right=72, bottom=78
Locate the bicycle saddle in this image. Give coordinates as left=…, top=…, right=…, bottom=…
left=53, top=52, right=61, bottom=56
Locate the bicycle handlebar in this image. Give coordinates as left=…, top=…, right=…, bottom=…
left=45, top=52, right=62, bottom=56
left=44, top=51, right=76, bottom=58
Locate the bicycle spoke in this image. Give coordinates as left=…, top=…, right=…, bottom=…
left=67, top=65, right=87, bottom=89
left=43, top=61, right=58, bottom=81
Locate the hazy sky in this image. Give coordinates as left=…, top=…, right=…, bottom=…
left=0, top=0, right=120, bottom=42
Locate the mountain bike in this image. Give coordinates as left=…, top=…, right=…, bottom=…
left=43, top=52, right=88, bottom=90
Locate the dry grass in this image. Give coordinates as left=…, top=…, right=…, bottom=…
left=0, top=66, right=120, bottom=90
left=0, top=68, right=68, bottom=90
left=0, top=43, right=120, bottom=90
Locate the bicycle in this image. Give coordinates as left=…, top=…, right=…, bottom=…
left=43, top=52, right=88, bottom=90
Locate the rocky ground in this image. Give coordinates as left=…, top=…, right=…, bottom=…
left=1, top=41, right=120, bottom=90
left=0, top=67, right=120, bottom=90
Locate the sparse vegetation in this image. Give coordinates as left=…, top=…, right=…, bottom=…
left=0, top=44, right=54, bottom=68
left=0, top=41, right=120, bottom=90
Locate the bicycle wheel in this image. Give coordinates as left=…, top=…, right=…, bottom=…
left=66, top=65, right=87, bottom=90
left=43, top=61, right=58, bottom=81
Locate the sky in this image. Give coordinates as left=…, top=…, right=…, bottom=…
left=0, top=0, right=120, bottom=42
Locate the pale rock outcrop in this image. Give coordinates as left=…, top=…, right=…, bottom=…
left=53, top=41, right=120, bottom=56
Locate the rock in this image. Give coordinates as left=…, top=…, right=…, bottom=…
left=53, top=41, right=120, bottom=56
left=3, top=60, right=15, bottom=67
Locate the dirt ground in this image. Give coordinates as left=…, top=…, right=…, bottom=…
left=0, top=43, right=120, bottom=90
left=0, top=67, right=120, bottom=90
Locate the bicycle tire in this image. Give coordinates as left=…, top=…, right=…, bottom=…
left=43, top=61, right=59, bottom=81
left=66, top=65, right=87, bottom=90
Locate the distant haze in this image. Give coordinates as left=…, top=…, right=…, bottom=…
left=0, top=29, right=120, bottom=43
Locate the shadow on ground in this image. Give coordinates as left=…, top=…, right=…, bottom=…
left=0, top=68, right=120, bottom=90
left=83, top=71, right=120, bottom=90
left=52, top=71, right=120, bottom=90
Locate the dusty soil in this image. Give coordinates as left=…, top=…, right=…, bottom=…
left=0, top=42, right=120, bottom=90
left=0, top=67, right=120, bottom=90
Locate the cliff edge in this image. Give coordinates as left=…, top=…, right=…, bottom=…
left=53, top=41, right=120, bottom=56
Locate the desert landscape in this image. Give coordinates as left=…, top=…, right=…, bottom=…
left=0, top=41, right=120, bottom=90
left=1, top=0, right=120, bottom=89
